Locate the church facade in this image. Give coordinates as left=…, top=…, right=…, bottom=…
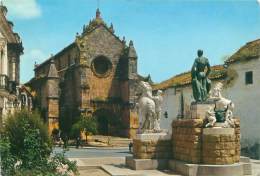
left=28, top=9, right=147, bottom=138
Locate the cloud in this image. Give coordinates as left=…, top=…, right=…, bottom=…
left=4, top=0, right=41, bottom=19
left=20, top=49, right=48, bottom=83
left=258, top=0, right=260, bottom=5
left=23, top=48, right=47, bottom=63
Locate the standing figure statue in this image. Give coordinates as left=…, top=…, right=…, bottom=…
left=191, top=50, right=211, bottom=102
left=153, top=90, right=163, bottom=131
left=137, top=81, right=163, bottom=133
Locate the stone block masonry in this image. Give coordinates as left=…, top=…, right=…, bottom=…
left=133, top=138, right=172, bottom=159
left=202, top=128, right=238, bottom=164
left=172, top=119, right=203, bottom=163
left=172, top=118, right=241, bottom=165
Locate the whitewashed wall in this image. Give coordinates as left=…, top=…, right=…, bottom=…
left=224, top=58, right=260, bottom=148
left=160, top=85, right=193, bottom=133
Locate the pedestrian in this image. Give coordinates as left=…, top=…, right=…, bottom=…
left=76, top=136, right=81, bottom=149
left=129, top=142, right=133, bottom=153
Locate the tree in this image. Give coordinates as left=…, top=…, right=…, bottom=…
left=71, top=115, right=97, bottom=142
left=0, top=110, right=78, bottom=176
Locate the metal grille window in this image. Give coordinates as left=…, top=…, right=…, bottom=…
left=245, top=71, right=253, bottom=85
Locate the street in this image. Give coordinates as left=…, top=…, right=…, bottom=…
left=53, top=147, right=131, bottom=158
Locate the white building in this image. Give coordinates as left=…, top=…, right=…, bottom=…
left=153, top=39, right=260, bottom=158
left=0, top=3, right=33, bottom=124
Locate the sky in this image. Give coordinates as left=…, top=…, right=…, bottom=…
left=4, top=0, right=260, bottom=83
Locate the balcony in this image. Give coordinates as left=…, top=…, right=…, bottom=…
left=0, top=74, right=9, bottom=90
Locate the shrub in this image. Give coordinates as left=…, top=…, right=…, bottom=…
left=0, top=110, right=78, bottom=176
left=71, top=115, right=97, bottom=140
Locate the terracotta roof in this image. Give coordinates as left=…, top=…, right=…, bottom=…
left=226, top=39, right=260, bottom=64
left=152, top=65, right=227, bottom=90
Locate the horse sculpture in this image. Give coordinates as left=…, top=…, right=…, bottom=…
left=137, top=81, right=163, bottom=133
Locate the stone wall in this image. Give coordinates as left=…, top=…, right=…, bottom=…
left=172, top=119, right=241, bottom=164
left=202, top=128, right=240, bottom=164
left=133, top=138, right=172, bottom=159
left=172, top=119, right=203, bottom=163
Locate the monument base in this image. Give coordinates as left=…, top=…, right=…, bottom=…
left=126, top=156, right=168, bottom=170
left=133, top=132, right=172, bottom=159
left=202, top=127, right=240, bottom=164
left=190, top=100, right=215, bottom=119
left=169, top=159, right=249, bottom=176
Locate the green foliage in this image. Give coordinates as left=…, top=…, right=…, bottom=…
left=0, top=136, right=16, bottom=176
left=0, top=110, right=78, bottom=176
left=71, top=115, right=97, bottom=137
left=4, top=110, right=51, bottom=159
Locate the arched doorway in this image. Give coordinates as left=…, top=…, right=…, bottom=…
left=92, top=109, right=115, bottom=135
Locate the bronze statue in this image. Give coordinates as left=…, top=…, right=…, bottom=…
left=191, top=50, right=211, bottom=102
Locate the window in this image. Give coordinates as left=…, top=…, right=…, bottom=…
left=245, top=71, right=253, bottom=85
left=91, top=56, right=112, bottom=77
left=0, top=50, right=3, bottom=74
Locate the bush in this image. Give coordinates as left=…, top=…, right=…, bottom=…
left=71, top=115, right=97, bottom=140
left=0, top=110, right=78, bottom=176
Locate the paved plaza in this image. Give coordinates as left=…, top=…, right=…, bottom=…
left=53, top=147, right=131, bottom=158
left=53, top=147, right=260, bottom=176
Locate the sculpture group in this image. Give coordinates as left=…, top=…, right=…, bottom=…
left=136, top=49, right=235, bottom=134
left=191, top=50, right=235, bottom=128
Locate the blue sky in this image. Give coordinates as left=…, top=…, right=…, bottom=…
left=4, top=0, right=260, bottom=83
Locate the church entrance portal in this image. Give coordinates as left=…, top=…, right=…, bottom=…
left=93, top=109, right=115, bottom=135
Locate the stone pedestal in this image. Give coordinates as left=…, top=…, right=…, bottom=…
left=190, top=101, right=215, bottom=119
left=133, top=133, right=171, bottom=159
left=172, top=119, right=241, bottom=165
left=169, top=159, right=246, bottom=176
left=126, top=132, right=171, bottom=170
left=202, top=127, right=239, bottom=165
left=126, top=156, right=168, bottom=170
left=172, top=119, right=203, bottom=164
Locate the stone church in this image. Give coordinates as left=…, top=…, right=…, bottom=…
left=28, top=9, right=148, bottom=138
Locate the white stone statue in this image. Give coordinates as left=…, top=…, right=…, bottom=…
left=205, top=82, right=235, bottom=128
left=137, top=81, right=163, bottom=133
left=223, top=104, right=235, bottom=128
left=205, top=107, right=216, bottom=128
left=153, top=90, right=163, bottom=131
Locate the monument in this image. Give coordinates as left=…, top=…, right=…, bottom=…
left=126, top=50, right=251, bottom=175
left=126, top=81, right=171, bottom=170
left=170, top=50, right=251, bottom=176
